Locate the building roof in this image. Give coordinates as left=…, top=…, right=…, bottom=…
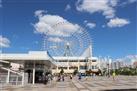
left=0, top=51, right=56, bottom=67
left=0, top=51, right=97, bottom=66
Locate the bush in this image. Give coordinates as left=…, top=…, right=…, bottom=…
left=73, top=69, right=78, bottom=75
left=110, top=67, right=137, bottom=76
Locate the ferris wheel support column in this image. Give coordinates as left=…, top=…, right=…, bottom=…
left=78, top=59, right=80, bottom=71
left=67, top=56, right=69, bottom=70
left=56, top=64, right=59, bottom=73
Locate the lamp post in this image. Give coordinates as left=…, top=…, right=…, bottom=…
left=107, top=63, right=110, bottom=78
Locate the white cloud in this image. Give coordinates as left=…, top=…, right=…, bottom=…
left=109, top=0, right=119, bottom=7
left=48, top=37, right=63, bottom=43
left=128, top=0, right=136, bottom=3
left=84, top=20, right=88, bottom=23
left=127, top=55, right=137, bottom=59
left=33, top=10, right=82, bottom=37
left=107, top=17, right=130, bottom=27
left=120, top=0, right=136, bottom=6
left=0, top=0, right=2, bottom=8
left=102, top=25, right=106, bottom=28
left=84, top=20, right=96, bottom=29
left=86, top=22, right=96, bottom=29
left=76, top=0, right=119, bottom=18
left=65, top=4, right=71, bottom=11
left=0, top=35, right=10, bottom=48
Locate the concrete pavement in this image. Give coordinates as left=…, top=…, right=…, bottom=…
left=1, top=76, right=137, bottom=91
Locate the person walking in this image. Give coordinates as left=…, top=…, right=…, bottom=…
left=112, top=71, right=116, bottom=81
left=78, top=73, right=81, bottom=80
left=62, top=74, right=65, bottom=81
left=57, top=74, right=61, bottom=82
left=70, top=74, right=72, bottom=80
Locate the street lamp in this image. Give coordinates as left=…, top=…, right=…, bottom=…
left=107, top=63, right=110, bottom=77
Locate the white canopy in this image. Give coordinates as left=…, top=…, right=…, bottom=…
left=0, top=51, right=56, bottom=67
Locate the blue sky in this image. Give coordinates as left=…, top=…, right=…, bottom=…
left=0, top=0, right=136, bottom=59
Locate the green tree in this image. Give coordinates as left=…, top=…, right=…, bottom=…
left=73, top=69, right=78, bottom=75
left=60, top=68, right=64, bottom=75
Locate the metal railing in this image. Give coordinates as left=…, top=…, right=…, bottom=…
left=0, top=73, right=22, bottom=85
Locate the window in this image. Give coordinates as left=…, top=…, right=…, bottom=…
left=58, top=67, right=67, bottom=69
left=92, top=66, right=94, bottom=69
left=69, top=67, right=78, bottom=69
left=58, top=60, right=67, bottom=62
left=69, top=60, right=78, bottom=62
left=92, top=60, right=96, bottom=62
left=80, top=66, right=86, bottom=69
left=80, top=60, right=87, bottom=62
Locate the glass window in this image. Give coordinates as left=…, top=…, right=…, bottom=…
left=92, top=60, right=96, bottom=62
left=80, top=66, right=86, bottom=69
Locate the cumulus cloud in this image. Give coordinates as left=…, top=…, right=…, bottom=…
left=127, top=55, right=137, bottom=59
left=128, top=0, right=136, bottom=3
left=84, top=20, right=96, bottom=29
left=107, top=17, right=130, bottom=27
left=33, top=10, right=82, bottom=37
left=0, top=0, right=2, bottom=8
left=84, top=20, right=88, bottom=23
left=34, top=10, right=47, bottom=17
left=86, top=22, right=96, bottom=29
left=65, top=4, right=71, bottom=11
left=102, top=25, right=106, bottom=28
left=120, top=0, right=136, bottom=6
left=76, top=0, right=119, bottom=19
left=0, top=35, right=10, bottom=48
left=48, top=37, right=63, bottom=43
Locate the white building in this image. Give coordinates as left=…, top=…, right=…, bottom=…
left=0, top=47, right=98, bottom=84
left=52, top=56, right=98, bottom=74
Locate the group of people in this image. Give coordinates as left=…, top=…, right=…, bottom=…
left=35, top=72, right=53, bottom=84
left=57, top=74, right=65, bottom=81
left=57, top=74, right=73, bottom=82
left=36, top=71, right=116, bottom=85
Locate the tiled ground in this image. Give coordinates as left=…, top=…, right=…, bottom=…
left=1, top=76, right=137, bottom=91
left=74, top=76, right=137, bottom=91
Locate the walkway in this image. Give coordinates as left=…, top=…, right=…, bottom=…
left=1, top=76, right=137, bottom=91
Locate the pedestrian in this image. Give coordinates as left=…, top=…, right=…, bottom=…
left=112, top=71, right=116, bottom=81
left=43, top=75, right=48, bottom=84
left=70, top=74, right=72, bottom=80
left=62, top=75, right=65, bottom=81
left=57, top=74, right=61, bottom=82
left=78, top=73, right=81, bottom=80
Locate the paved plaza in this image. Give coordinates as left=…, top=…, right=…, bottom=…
left=1, top=76, right=137, bottom=91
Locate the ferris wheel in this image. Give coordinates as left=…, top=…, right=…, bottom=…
left=42, top=22, right=92, bottom=57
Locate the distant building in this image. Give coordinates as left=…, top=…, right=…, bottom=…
left=52, top=56, right=98, bottom=74
left=111, top=61, right=124, bottom=69
left=133, top=61, right=137, bottom=68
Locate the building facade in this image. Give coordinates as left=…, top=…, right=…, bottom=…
left=52, top=56, right=98, bottom=74
left=0, top=50, right=98, bottom=84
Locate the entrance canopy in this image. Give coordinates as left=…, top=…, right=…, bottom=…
left=0, top=51, right=56, bottom=67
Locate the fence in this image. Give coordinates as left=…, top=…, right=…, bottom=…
left=0, top=73, right=24, bottom=90
left=0, top=73, right=23, bottom=85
